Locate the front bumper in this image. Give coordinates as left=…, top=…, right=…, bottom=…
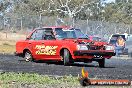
left=73, top=50, right=116, bottom=56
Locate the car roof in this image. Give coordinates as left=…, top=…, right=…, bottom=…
left=35, top=26, right=72, bottom=30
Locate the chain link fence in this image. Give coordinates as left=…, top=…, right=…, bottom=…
left=0, top=15, right=131, bottom=38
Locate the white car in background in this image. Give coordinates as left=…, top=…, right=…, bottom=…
left=108, top=33, right=128, bottom=55
left=125, top=34, right=132, bottom=57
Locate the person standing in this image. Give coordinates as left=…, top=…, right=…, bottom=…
left=115, top=36, right=125, bottom=56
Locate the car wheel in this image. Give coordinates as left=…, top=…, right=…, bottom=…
left=24, top=51, right=33, bottom=62
left=98, top=58, right=105, bottom=68
left=63, top=49, right=70, bottom=66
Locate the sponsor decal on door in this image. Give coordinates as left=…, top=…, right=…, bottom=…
left=35, top=45, right=58, bottom=55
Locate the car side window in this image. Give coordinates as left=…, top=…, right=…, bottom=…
left=42, top=30, right=55, bottom=40
left=30, top=31, right=37, bottom=40
left=30, top=29, right=55, bottom=40
left=30, top=30, right=45, bottom=40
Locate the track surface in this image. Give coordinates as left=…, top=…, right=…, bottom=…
left=0, top=54, right=132, bottom=80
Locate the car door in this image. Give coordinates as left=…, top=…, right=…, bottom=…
left=27, top=29, right=45, bottom=59
left=39, top=28, right=60, bottom=60
left=29, top=28, right=60, bottom=60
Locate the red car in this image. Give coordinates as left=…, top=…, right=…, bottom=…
left=89, top=36, right=101, bottom=41
left=15, top=26, right=115, bottom=67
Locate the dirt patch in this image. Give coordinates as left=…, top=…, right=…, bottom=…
left=0, top=32, right=26, bottom=54
left=0, top=32, right=26, bottom=46
left=0, top=45, right=15, bottom=54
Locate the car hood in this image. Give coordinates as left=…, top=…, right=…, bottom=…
left=62, top=38, right=108, bottom=46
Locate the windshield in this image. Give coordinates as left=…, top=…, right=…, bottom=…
left=55, top=28, right=89, bottom=39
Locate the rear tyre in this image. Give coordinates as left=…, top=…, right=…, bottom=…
left=63, top=49, right=70, bottom=66
left=98, top=58, right=105, bottom=68
left=24, top=51, right=33, bottom=62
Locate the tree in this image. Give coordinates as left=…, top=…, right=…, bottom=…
left=102, top=1, right=132, bottom=24
left=49, top=0, right=96, bottom=26
left=0, top=0, right=12, bottom=13
left=13, top=0, right=99, bottom=26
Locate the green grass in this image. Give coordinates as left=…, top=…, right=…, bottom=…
left=0, top=72, right=79, bottom=88
left=0, top=72, right=130, bottom=88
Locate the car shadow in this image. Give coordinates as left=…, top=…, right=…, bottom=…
left=18, top=59, right=115, bottom=68
left=34, top=60, right=115, bottom=68
left=46, top=61, right=97, bottom=67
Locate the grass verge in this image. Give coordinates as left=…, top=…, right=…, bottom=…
left=0, top=72, right=79, bottom=88
left=0, top=72, right=129, bottom=88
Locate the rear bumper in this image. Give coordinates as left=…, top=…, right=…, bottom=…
left=73, top=50, right=116, bottom=56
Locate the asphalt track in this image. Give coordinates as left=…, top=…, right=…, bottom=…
left=0, top=54, right=132, bottom=80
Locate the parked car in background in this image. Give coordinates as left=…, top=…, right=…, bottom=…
left=125, top=34, right=132, bottom=57
left=89, top=35, right=107, bottom=42
left=89, top=36, right=101, bottom=41
left=108, top=33, right=128, bottom=55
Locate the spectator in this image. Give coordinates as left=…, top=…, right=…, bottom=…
left=115, top=36, right=125, bottom=56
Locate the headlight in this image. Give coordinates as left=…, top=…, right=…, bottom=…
left=105, top=45, right=114, bottom=50
left=77, top=45, right=88, bottom=50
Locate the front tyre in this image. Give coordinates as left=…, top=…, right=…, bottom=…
left=24, top=51, right=33, bottom=62
left=98, top=58, right=105, bottom=68
left=63, top=49, right=70, bottom=66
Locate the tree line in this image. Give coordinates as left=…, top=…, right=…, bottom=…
left=0, top=0, right=132, bottom=28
